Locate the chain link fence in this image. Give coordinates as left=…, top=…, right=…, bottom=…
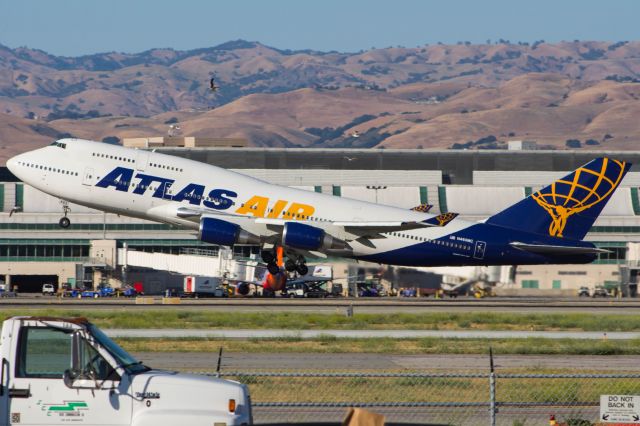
left=191, top=370, right=640, bottom=425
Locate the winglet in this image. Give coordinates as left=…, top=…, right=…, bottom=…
left=422, top=213, right=459, bottom=227
left=410, top=203, right=433, bottom=213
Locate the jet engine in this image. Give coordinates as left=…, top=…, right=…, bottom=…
left=263, top=270, right=287, bottom=292
left=236, top=282, right=251, bottom=296
left=199, top=217, right=260, bottom=246
left=282, top=222, right=347, bottom=251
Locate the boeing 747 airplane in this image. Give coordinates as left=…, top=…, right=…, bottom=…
left=6, top=139, right=630, bottom=274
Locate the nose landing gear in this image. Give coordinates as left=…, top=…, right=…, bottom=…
left=58, top=201, right=71, bottom=229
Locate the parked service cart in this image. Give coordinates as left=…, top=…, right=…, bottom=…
left=0, top=316, right=253, bottom=426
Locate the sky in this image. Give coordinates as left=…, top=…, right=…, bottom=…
left=0, top=0, right=639, bottom=56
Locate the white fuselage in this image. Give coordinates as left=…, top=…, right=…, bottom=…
left=7, top=139, right=482, bottom=264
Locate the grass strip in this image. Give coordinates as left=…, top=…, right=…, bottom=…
left=217, top=373, right=640, bottom=405
left=4, top=309, right=640, bottom=332
left=116, top=336, right=640, bottom=355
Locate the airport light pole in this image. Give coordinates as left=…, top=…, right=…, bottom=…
left=366, top=185, right=387, bottom=204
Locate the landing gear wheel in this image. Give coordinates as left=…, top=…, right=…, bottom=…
left=59, top=217, right=71, bottom=228
left=285, top=259, right=297, bottom=272
left=261, top=250, right=275, bottom=264
left=296, top=264, right=309, bottom=276
left=267, top=263, right=280, bottom=275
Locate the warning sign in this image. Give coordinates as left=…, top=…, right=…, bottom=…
left=600, top=395, right=640, bottom=423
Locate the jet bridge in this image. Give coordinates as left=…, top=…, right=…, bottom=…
left=116, top=246, right=259, bottom=282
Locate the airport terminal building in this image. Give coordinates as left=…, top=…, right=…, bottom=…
left=1, top=138, right=639, bottom=295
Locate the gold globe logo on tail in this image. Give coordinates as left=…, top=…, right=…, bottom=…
left=531, top=158, right=626, bottom=237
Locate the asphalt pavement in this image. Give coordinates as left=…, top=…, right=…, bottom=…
left=4, top=295, right=640, bottom=315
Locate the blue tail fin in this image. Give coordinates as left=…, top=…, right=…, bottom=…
left=486, top=157, right=631, bottom=240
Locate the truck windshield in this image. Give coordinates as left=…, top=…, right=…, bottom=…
left=87, top=324, right=149, bottom=374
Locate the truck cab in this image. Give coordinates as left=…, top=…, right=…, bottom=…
left=0, top=316, right=252, bottom=425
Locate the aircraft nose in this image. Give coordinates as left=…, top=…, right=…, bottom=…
left=6, top=155, right=19, bottom=174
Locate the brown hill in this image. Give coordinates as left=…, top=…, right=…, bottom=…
left=1, top=40, right=640, bottom=163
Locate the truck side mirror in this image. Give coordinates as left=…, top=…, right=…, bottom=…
left=63, top=369, right=78, bottom=388
left=63, top=368, right=98, bottom=389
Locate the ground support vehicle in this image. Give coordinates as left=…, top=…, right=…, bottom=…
left=41, top=284, right=55, bottom=296
left=183, top=276, right=225, bottom=297
left=79, top=287, right=115, bottom=299
left=592, top=285, right=609, bottom=297
left=0, top=287, right=16, bottom=298
left=0, top=316, right=252, bottom=425
left=118, top=286, right=138, bottom=297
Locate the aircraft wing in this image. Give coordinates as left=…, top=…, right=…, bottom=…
left=178, top=206, right=455, bottom=231
left=174, top=206, right=457, bottom=246
left=258, top=213, right=458, bottom=232
left=510, top=242, right=610, bottom=255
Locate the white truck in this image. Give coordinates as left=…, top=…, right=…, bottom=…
left=183, top=276, right=226, bottom=297
left=0, top=316, right=252, bottom=425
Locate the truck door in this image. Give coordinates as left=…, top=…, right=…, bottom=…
left=7, top=324, right=132, bottom=425
left=0, top=355, right=8, bottom=426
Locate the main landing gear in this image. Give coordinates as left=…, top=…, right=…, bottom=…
left=261, top=250, right=280, bottom=275
left=261, top=249, right=309, bottom=276
left=58, top=201, right=71, bottom=229
left=285, top=256, right=308, bottom=276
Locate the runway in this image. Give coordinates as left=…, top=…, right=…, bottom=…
left=134, top=352, right=640, bottom=372
left=106, top=328, right=635, bottom=339
left=2, top=296, right=640, bottom=314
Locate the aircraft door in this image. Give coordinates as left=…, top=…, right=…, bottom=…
left=473, top=241, right=487, bottom=260
left=135, top=150, right=150, bottom=171
left=82, top=168, right=94, bottom=186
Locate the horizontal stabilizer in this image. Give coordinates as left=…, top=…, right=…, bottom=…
left=510, top=242, right=610, bottom=255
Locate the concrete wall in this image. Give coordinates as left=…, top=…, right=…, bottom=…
left=513, top=264, right=619, bottom=292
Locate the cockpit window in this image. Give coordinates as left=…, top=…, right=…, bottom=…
left=50, top=141, right=67, bottom=149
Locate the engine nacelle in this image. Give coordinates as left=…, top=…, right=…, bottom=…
left=263, top=271, right=287, bottom=292
left=199, top=217, right=260, bottom=246
left=236, top=282, right=251, bottom=296
left=282, top=222, right=347, bottom=251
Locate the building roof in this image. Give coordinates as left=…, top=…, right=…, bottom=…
left=156, top=148, right=640, bottom=184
